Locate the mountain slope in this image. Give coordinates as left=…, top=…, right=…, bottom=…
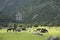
left=0, top=0, right=60, bottom=26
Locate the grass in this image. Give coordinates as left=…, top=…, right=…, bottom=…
left=0, top=27, right=60, bottom=40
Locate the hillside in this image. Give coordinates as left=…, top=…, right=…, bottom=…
left=0, top=0, right=60, bottom=26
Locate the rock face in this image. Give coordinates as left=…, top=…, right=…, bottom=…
left=0, top=0, right=60, bottom=26
left=0, top=0, right=16, bottom=11
left=47, top=36, right=59, bottom=40
left=16, top=11, right=23, bottom=21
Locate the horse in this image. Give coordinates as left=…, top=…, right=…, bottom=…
left=40, top=28, right=48, bottom=33
left=36, top=28, right=41, bottom=31
left=7, top=28, right=21, bottom=32
left=7, top=28, right=16, bottom=32
left=0, top=27, right=2, bottom=30
left=7, top=28, right=12, bottom=32
left=21, top=28, right=26, bottom=31
left=15, top=28, right=21, bottom=32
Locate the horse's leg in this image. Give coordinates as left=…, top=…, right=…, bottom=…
left=10, top=29, right=11, bottom=32
left=13, top=29, right=14, bottom=32
left=7, top=30, right=8, bottom=32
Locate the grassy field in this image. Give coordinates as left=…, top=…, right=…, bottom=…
left=0, top=27, right=60, bottom=40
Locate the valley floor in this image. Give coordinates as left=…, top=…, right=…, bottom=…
left=0, top=27, right=60, bottom=40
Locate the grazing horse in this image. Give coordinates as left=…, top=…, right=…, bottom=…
left=21, top=28, right=26, bottom=31
left=7, top=28, right=12, bottom=32
left=0, top=27, right=2, bottom=30
left=15, top=28, right=21, bottom=32
left=36, top=28, right=41, bottom=31
left=7, top=28, right=21, bottom=32
left=7, top=28, right=16, bottom=32
left=40, top=28, right=48, bottom=33
left=36, top=28, right=48, bottom=33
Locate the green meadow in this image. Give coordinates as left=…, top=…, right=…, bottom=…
left=0, top=27, right=60, bottom=40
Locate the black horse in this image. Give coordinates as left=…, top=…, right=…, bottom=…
left=21, top=28, right=26, bottom=31
left=36, top=28, right=41, bottom=31
left=0, top=27, right=2, bottom=30
left=36, top=28, right=48, bottom=33
left=40, top=28, right=48, bottom=33
left=7, top=28, right=21, bottom=32
left=7, top=28, right=16, bottom=32
left=7, top=28, right=12, bottom=32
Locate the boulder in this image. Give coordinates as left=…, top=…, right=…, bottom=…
left=33, top=30, right=43, bottom=36
left=47, top=36, right=59, bottom=40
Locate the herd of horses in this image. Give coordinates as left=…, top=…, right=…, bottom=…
left=36, top=28, right=48, bottom=33
left=0, top=26, right=48, bottom=33
left=7, top=27, right=48, bottom=33
left=7, top=27, right=26, bottom=32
